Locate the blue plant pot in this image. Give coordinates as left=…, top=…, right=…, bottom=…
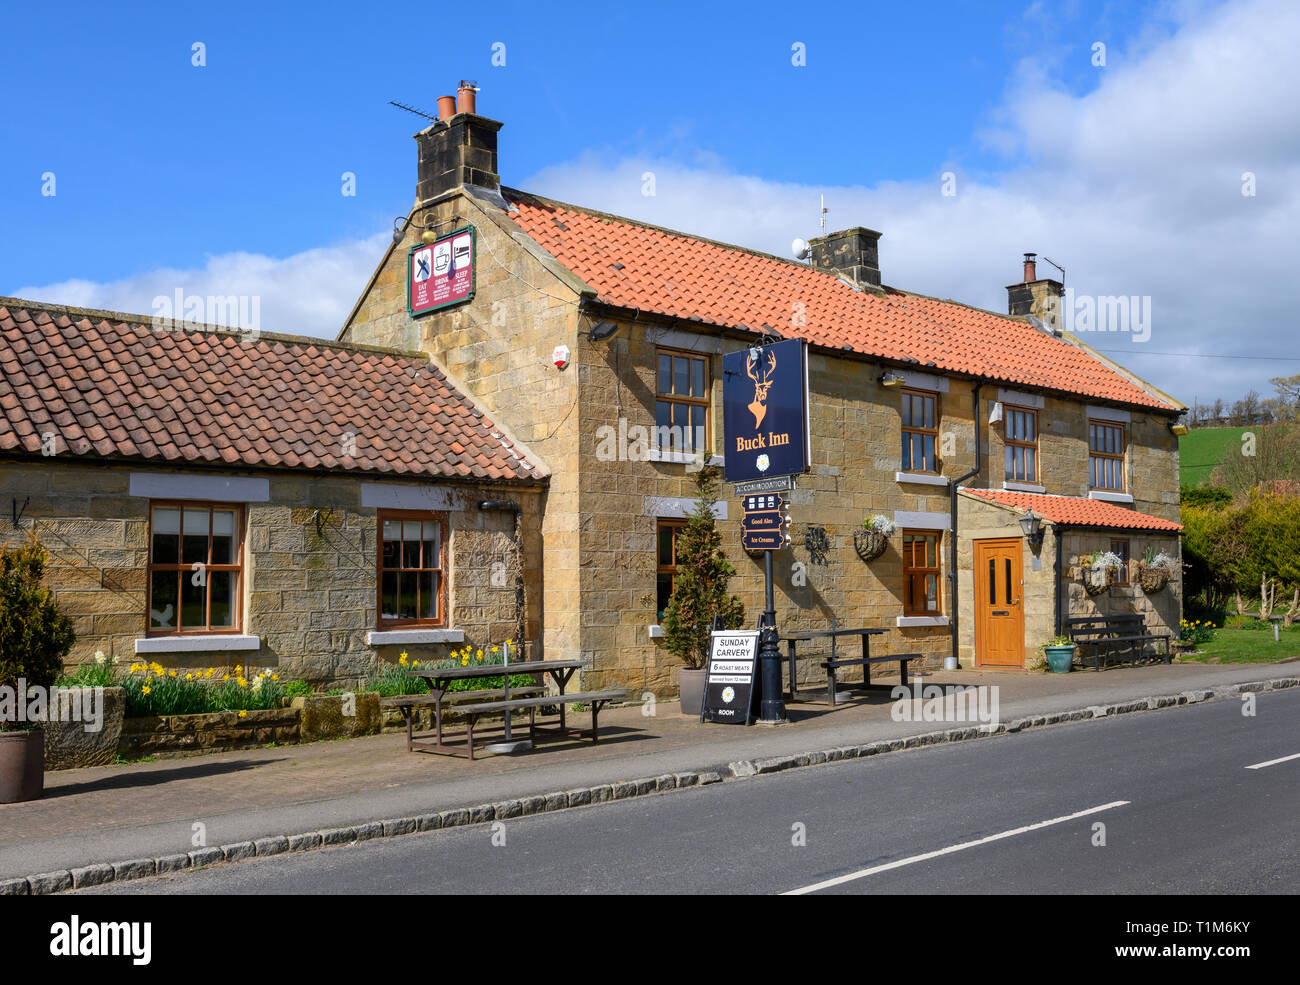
left=1044, top=645, right=1075, bottom=674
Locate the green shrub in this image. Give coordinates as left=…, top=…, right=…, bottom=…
left=1181, top=485, right=1232, bottom=508
left=281, top=680, right=314, bottom=699
left=1183, top=490, right=1300, bottom=600
left=0, top=542, right=75, bottom=729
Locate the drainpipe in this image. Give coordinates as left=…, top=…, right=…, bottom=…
left=1054, top=523, right=1069, bottom=636
left=948, top=383, right=983, bottom=670
left=478, top=500, right=526, bottom=655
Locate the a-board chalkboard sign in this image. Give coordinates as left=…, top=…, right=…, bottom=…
left=701, top=631, right=760, bottom=725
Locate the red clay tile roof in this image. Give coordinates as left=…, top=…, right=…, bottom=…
left=961, top=488, right=1182, bottom=532
left=0, top=301, right=541, bottom=482
left=503, top=190, right=1178, bottom=412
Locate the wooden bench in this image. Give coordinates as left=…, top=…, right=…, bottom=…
left=821, top=652, right=926, bottom=703
left=380, top=687, right=544, bottom=751
left=1064, top=615, right=1171, bottom=671
left=450, top=689, right=627, bottom=760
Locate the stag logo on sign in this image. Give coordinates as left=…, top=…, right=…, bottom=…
left=746, top=348, right=777, bottom=429
left=50, top=916, right=152, bottom=966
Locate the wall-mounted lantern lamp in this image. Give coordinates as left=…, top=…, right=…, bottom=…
left=1170, top=423, right=1189, bottom=436
left=1018, top=508, right=1045, bottom=549
left=880, top=371, right=905, bottom=387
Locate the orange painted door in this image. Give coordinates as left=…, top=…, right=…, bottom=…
left=974, top=538, right=1025, bottom=668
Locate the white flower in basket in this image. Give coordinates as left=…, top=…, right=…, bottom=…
left=1148, top=552, right=1176, bottom=570
left=864, top=515, right=896, bottom=536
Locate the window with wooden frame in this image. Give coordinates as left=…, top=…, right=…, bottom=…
left=901, top=388, right=939, bottom=473
left=1110, top=538, right=1131, bottom=586
left=902, top=530, right=942, bottom=615
left=1004, top=405, right=1038, bottom=482
left=377, top=510, right=448, bottom=628
left=1089, top=421, right=1126, bottom=491
left=655, top=519, right=685, bottom=621
left=655, top=348, right=709, bottom=454
left=148, top=502, right=243, bottom=635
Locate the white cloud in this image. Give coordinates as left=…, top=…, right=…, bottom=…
left=13, top=234, right=391, bottom=340
left=12, top=0, right=1298, bottom=408
left=518, top=0, right=1300, bottom=407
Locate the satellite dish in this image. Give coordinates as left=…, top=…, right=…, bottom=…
left=792, top=237, right=811, bottom=260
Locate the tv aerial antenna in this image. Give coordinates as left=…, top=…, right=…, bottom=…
left=388, top=100, right=438, bottom=122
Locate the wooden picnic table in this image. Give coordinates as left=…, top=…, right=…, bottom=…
left=400, top=658, right=585, bottom=754
left=779, top=627, right=897, bottom=704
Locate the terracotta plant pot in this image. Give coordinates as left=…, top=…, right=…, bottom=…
left=0, top=729, right=45, bottom=803
left=854, top=529, right=888, bottom=562
left=678, top=668, right=706, bottom=716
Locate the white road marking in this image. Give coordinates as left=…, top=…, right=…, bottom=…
left=783, top=800, right=1131, bottom=896
left=1245, top=752, right=1300, bottom=770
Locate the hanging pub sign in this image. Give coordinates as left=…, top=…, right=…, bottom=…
left=408, top=226, right=476, bottom=316
left=722, top=338, right=810, bottom=485
left=701, top=630, right=760, bottom=724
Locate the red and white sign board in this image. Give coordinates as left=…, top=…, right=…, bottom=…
left=408, top=226, right=476, bottom=316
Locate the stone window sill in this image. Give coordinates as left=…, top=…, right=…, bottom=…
left=1088, top=490, right=1134, bottom=504
left=1003, top=481, right=1046, bottom=493
left=896, top=615, right=949, bottom=628
left=647, top=449, right=724, bottom=466
left=366, top=629, right=466, bottom=646
left=895, top=472, right=949, bottom=487
left=135, top=635, right=261, bottom=654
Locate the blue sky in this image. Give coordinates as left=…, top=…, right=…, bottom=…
left=5, top=0, right=1298, bottom=406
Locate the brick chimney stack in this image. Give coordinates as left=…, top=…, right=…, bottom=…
left=414, top=84, right=501, bottom=204
left=1006, top=252, right=1063, bottom=332
left=809, top=227, right=883, bottom=290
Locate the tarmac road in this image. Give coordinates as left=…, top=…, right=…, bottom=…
left=83, top=686, right=1300, bottom=894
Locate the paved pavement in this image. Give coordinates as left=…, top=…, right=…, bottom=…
left=2, top=660, right=1295, bottom=881
left=83, top=687, right=1300, bottom=894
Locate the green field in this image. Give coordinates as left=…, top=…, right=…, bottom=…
left=1179, top=426, right=1250, bottom=487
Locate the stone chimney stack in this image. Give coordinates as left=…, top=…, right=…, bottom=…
left=414, top=82, right=501, bottom=204
left=1006, top=252, right=1063, bottom=332
left=808, top=227, right=883, bottom=290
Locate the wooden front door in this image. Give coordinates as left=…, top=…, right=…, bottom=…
left=974, top=538, right=1025, bottom=668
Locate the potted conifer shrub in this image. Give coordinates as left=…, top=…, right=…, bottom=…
left=0, top=541, right=75, bottom=802
left=662, top=466, right=745, bottom=715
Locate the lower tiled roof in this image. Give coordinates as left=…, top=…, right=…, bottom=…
left=0, top=301, right=542, bottom=482
left=961, top=487, right=1182, bottom=532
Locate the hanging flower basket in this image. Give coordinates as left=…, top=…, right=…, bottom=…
left=1138, top=565, right=1170, bottom=593
left=1081, top=566, right=1112, bottom=595
left=854, top=528, right=888, bottom=562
